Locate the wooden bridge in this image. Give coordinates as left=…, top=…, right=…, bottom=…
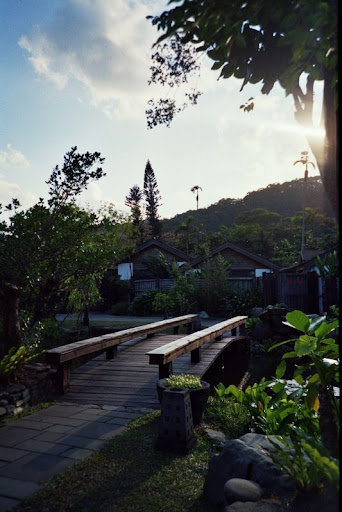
left=48, top=315, right=248, bottom=410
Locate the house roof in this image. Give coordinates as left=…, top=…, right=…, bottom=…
left=131, top=239, right=190, bottom=262
left=191, top=241, right=280, bottom=270
left=279, top=245, right=339, bottom=273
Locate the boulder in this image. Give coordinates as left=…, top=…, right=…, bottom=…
left=203, top=433, right=296, bottom=507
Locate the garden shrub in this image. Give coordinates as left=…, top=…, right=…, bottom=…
left=168, top=274, right=197, bottom=315
left=152, top=292, right=172, bottom=317
left=110, top=301, right=130, bottom=315
left=194, top=254, right=232, bottom=315
left=127, top=289, right=159, bottom=316
left=224, top=287, right=263, bottom=317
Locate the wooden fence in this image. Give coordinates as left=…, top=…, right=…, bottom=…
left=261, top=272, right=339, bottom=314
left=134, top=277, right=255, bottom=296
left=134, top=273, right=339, bottom=314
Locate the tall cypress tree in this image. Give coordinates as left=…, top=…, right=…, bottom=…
left=143, top=160, right=162, bottom=238
left=125, top=184, right=144, bottom=243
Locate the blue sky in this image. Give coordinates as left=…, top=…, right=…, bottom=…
left=1, top=0, right=323, bottom=220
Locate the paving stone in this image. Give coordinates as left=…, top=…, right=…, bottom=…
left=101, top=405, right=126, bottom=412
left=45, top=424, right=74, bottom=434
left=105, top=417, right=134, bottom=426
left=62, top=447, right=94, bottom=460
left=10, top=419, right=52, bottom=431
left=71, top=407, right=110, bottom=417
left=33, top=431, right=66, bottom=443
left=0, top=447, right=29, bottom=462
left=0, top=427, right=40, bottom=448
left=15, top=440, right=70, bottom=456
left=69, top=412, right=114, bottom=423
left=56, top=435, right=107, bottom=450
left=34, top=415, right=88, bottom=427
left=40, top=405, right=89, bottom=417
left=0, top=453, right=76, bottom=483
left=67, top=422, right=127, bottom=440
left=107, top=411, right=141, bottom=420
left=0, top=476, right=41, bottom=499
left=0, top=495, right=20, bottom=511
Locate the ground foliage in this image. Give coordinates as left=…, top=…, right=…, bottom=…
left=13, top=412, right=216, bottom=512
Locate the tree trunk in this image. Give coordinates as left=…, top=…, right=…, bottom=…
left=82, top=306, right=90, bottom=327
left=318, top=386, right=339, bottom=459
left=307, top=70, right=338, bottom=223
left=2, top=285, right=22, bottom=354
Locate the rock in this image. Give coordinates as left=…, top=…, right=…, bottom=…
left=223, top=498, right=287, bottom=511
left=250, top=307, right=264, bottom=317
left=198, top=311, right=209, bottom=318
left=203, top=434, right=296, bottom=507
left=204, top=428, right=227, bottom=448
left=224, top=478, right=263, bottom=504
left=8, top=383, right=26, bottom=393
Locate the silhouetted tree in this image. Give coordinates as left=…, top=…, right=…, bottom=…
left=191, top=185, right=202, bottom=210
left=125, top=184, right=144, bottom=243
left=148, top=0, right=338, bottom=222
left=143, top=160, right=162, bottom=238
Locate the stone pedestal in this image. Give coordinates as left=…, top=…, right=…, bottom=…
left=155, top=387, right=197, bottom=454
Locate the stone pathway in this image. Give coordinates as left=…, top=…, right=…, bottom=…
left=0, top=314, right=224, bottom=511
left=0, top=402, right=155, bottom=511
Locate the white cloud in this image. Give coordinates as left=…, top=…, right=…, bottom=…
left=77, top=181, right=127, bottom=214
left=18, top=0, right=159, bottom=119
left=0, top=144, right=30, bottom=168
left=0, top=177, right=36, bottom=208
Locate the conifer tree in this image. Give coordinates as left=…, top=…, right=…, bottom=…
left=143, top=160, right=162, bottom=238
left=125, top=184, right=144, bottom=243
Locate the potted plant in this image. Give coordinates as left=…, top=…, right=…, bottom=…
left=156, top=373, right=210, bottom=425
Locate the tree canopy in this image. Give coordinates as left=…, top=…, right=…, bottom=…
left=0, top=148, right=134, bottom=353
left=148, top=0, right=338, bottom=221
left=143, top=160, right=162, bottom=238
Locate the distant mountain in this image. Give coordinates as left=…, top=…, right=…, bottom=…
left=162, top=176, right=334, bottom=232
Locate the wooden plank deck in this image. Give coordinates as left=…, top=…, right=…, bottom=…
left=58, top=333, right=240, bottom=409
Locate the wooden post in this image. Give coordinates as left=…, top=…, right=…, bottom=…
left=231, top=327, right=237, bottom=336
left=159, top=362, right=173, bottom=379
left=56, top=364, right=70, bottom=394
left=239, top=323, right=246, bottom=336
left=106, top=346, right=118, bottom=359
left=173, top=326, right=179, bottom=334
left=191, top=347, right=200, bottom=364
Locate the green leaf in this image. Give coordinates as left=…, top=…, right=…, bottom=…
left=211, top=61, right=223, bottom=71
left=268, top=339, right=294, bottom=352
left=282, top=350, right=298, bottom=359
left=285, top=310, right=311, bottom=332
left=220, top=62, right=234, bottom=79
left=308, top=373, right=320, bottom=385
left=227, top=385, right=244, bottom=402
left=271, top=381, right=286, bottom=394
left=294, top=372, right=304, bottom=385
left=314, top=319, right=338, bottom=339
left=305, top=386, right=320, bottom=411
left=276, top=360, right=286, bottom=378
left=307, top=315, right=327, bottom=334
left=294, top=335, right=317, bottom=356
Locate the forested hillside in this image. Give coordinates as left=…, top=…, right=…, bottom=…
left=162, top=176, right=333, bottom=232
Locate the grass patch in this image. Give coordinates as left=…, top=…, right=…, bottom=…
left=13, top=411, right=216, bottom=512
left=204, top=396, right=251, bottom=439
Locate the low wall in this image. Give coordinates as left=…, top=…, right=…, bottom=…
left=0, top=363, right=58, bottom=420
